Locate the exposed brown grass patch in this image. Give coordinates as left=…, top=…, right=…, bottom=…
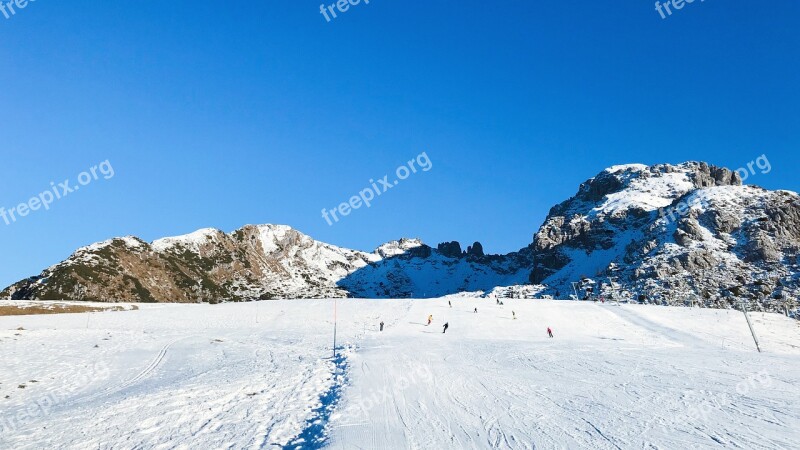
left=0, top=304, right=131, bottom=316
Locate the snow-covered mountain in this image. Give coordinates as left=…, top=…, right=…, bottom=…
left=531, top=162, right=800, bottom=311
left=3, top=161, right=799, bottom=311
left=339, top=241, right=532, bottom=298
left=0, top=225, right=531, bottom=302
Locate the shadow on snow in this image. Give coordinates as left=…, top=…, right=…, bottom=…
left=281, top=349, right=349, bottom=450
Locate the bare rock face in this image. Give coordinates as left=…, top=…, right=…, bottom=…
left=437, top=241, right=463, bottom=259
left=4, top=160, right=799, bottom=311
left=708, top=209, right=741, bottom=234
left=0, top=226, right=376, bottom=302
left=1, top=226, right=533, bottom=302
left=688, top=162, right=742, bottom=188
left=527, top=162, right=800, bottom=311
left=743, top=231, right=783, bottom=263
left=466, top=242, right=485, bottom=258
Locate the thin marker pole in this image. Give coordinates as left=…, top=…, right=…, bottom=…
left=333, top=298, right=338, bottom=359
left=740, top=301, right=761, bottom=353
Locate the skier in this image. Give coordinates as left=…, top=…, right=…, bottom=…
left=448, top=300, right=452, bottom=308
left=443, top=322, right=449, bottom=333
left=380, top=321, right=384, bottom=331
left=496, top=299, right=500, bottom=305
left=474, top=307, right=478, bottom=313
left=547, top=327, right=554, bottom=338
left=427, top=314, right=433, bottom=326
left=512, top=311, right=516, bottom=320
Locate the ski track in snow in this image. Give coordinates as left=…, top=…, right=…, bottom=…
left=1, top=299, right=799, bottom=449
left=70, top=338, right=184, bottom=406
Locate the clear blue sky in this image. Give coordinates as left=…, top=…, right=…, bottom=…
left=1, top=1, right=798, bottom=287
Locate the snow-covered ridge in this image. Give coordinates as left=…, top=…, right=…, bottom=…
left=79, top=236, right=146, bottom=253
left=593, top=170, right=695, bottom=216
left=254, top=224, right=299, bottom=254
left=374, top=238, right=424, bottom=258
left=4, top=160, right=799, bottom=310
left=533, top=161, right=800, bottom=311
left=3, top=222, right=529, bottom=301
left=578, top=162, right=731, bottom=218
left=151, top=228, right=223, bottom=252
left=603, top=163, right=648, bottom=174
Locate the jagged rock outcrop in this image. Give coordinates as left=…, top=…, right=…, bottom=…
left=466, top=242, right=485, bottom=258
left=437, top=241, right=463, bottom=259
left=340, top=244, right=532, bottom=298
left=1, top=226, right=531, bottom=302
left=4, top=160, right=799, bottom=312
left=528, top=162, right=800, bottom=312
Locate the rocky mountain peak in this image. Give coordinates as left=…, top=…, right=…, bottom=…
left=374, top=238, right=425, bottom=258
left=3, top=161, right=798, bottom=312
left=530, top=162, right=799, bottom=310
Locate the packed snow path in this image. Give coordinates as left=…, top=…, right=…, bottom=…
left=1, top=300, right=799, bottom=449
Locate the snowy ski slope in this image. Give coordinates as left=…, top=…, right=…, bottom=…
left=1, top=299, right=799, bottom=449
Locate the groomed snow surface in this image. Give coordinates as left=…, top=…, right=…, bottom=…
left=1, top=300, right=799, bottom=449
